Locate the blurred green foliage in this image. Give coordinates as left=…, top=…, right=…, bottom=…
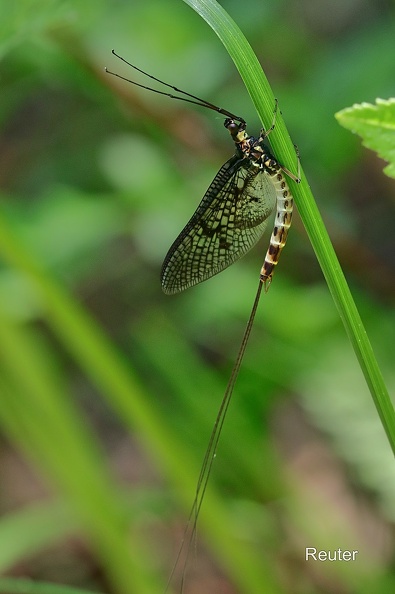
left=0, top=1, right=394, bottom=594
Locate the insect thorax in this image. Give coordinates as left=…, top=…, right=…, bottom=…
left=224, top=118, right=280, bottom=175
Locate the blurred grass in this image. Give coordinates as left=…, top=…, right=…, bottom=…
left=0, top=1, right=395, bottom=594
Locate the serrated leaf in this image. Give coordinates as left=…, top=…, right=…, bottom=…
left=335, top=98, right=395, bottom=178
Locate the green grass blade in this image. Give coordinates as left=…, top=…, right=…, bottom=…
left=0, top=502, right=75, bottom=573
left=0, top=318, right=159, bottom=594
left=182, top=0, right=395, bottom=452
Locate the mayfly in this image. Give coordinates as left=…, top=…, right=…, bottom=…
left=106, top=50, right=300, bottom=589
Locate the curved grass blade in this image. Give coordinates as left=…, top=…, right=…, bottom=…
left=182, top=0, right=395, bottom=453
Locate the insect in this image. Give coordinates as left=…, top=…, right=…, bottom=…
left=105, top=50, right=300, bottom=296
left=106, top=51, right=300, bottom=591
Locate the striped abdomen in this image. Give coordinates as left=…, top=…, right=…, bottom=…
left=260, top=167, right=293, bottom=290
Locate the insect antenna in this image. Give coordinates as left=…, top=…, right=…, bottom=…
left=105, top=49, right=246, bottom=124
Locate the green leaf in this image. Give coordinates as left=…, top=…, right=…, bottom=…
left=336, top=98, right=395, bottom=178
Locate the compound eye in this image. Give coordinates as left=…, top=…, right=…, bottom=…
left=224, top=118, right=239, bottom=132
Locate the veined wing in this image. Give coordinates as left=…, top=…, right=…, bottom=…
left=161, top=154, right=277, bottom=294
